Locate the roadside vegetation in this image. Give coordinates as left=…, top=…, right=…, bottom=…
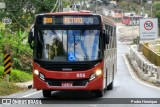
left=0, top=66, right=32, bottom=96
left=0, top=0, right=71, bottom=95
left=0, top=0, right=72, bottom=73
left=0, top=79, right=26, bottom=96
left=0, top=66, right=32, bottom=82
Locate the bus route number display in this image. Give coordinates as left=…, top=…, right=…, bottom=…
left=43, top=17, right=53, bottom=24
left=64, top=17, right=83, bottom=25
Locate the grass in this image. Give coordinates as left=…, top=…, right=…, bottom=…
left=0, top=66, right=32, bottom=96
left=0, top=66, right=32, bottom=82
left=0, top=79, right=25, bottom=96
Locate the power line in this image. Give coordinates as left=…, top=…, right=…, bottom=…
left=8, top=12, right=28, bottom=31
left=50, top=0, right=59, bottom=12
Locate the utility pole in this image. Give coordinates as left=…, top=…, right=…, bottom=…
left=58, top=0, right=60, bottom=12
left=147, top=0, right=153, bottom=18
left=95, top=0, right=97, bottom=13
left=151, top=3, right=153, bottom=17
left=60, top=0, right=63, bottom=12
left=140, top=0, right=143, bottom=5
left=80, top=0, right=82, bottom=10
left=72, top=0, right=75, bottom=10
left=58, top=0, right=63, bottom=12
left=83, top=0, right=86, bottom=10
left=142, top=7, right=144, bottom=18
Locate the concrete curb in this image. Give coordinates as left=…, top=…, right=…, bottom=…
left=126, top=53, right=160, bottom=85
left=16, top=81, right=33, bottom=89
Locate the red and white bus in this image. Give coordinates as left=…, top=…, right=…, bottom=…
left=122, top=15, right=142, bottom=26
left=28, top=11, right=117, bottom=97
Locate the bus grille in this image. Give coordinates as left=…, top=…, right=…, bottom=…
left=45, top=79, right=88, bottom=86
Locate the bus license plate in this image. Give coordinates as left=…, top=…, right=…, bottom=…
left=61, top=82, right=73, bottom=87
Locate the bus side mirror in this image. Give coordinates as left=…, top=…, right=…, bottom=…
left=28, top=31, right=34, bottom=49
left=106, top=34, right=110, bottom=44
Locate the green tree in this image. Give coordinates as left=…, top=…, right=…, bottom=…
left=153, top=2, right=160, bottom=17
left=0, top=0, right=71, bottom=31
left=153, top=2, right=160, bottom=33
left=0, top=0, right=72, bottom=72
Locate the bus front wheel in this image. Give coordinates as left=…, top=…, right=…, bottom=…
left=94, top=89, right=104, bottom=97
left=42, top=90, right=51, bottom=97
left=107, top=81, right=113, bottom=90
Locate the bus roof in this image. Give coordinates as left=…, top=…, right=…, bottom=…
left=102, top=16, right=116, bottom=27
left=43, top=10, right=93, bottom=16
left=123, top=15, right=142, bottom=18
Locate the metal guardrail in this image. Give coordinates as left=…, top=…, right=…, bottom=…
left=130, top=46, right=160, bottom=83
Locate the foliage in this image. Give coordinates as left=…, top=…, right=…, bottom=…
left=153, top=2, right=160, bottom=17
left=0, top=0, right=71, bottom=31
left=152, top=2, right=160, bottom=34
left=118, top=1, right=142, bottom=14
left=0, top=29, right=32, bottom=72
left=0, top=0, right=72, bottom=73
left=0, top=66, right=32, bottom=82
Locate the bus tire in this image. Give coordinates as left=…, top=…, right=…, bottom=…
left=107, top=81, right=113, bottom=90
left=94, top=89, right=104, bottom=97
left=42, top=90, right=51, bottom=97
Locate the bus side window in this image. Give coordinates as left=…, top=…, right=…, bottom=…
left=105, top=24, right=110, bottom=45
left=106, top=33, right=110, bottom=44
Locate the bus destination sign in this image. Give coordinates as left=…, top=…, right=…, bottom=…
left=63, top=17, right=83, bottom=25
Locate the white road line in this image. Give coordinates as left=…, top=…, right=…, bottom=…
left=123, top=54, right=160, bottom=90
left=22, top=91, right=42, bottom=98
left=127, top=46, right=130, bottom=51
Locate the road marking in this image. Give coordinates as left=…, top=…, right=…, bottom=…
left=22, top=91, right=41, bottom=98
left=89, top=105, right=96, bottom=107
left=123, top=54, right=160, bottom=90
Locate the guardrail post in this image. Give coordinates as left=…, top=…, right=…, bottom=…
left=140, top=60, right=143, bottom=70
left=156, top=67, right=160, bottom=80
left=146, top=64, right=149, bottom=74
left=130, top=48, right=134, bottom=59
left=143, top=62, right=148, bottom=74
left=149, top=64, right=155, bottom=77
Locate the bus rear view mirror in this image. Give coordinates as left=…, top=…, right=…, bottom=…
left=28, top=31, right=34, bottom=49
left=106, top=34, right=110, bottom=44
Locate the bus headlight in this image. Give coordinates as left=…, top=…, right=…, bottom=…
left=39, top=73, right=45, bottom=81
left=95, top=69, right=102, bottom=76
left=34, top=69, right=39, bottom=76
left=34, top=69, right=45, bottom=81
left=89, top=69, right=102, bottom=81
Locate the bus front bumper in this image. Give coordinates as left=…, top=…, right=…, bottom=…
left=33, top=74, right=103, bottom=91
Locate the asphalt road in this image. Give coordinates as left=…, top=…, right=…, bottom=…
left=1, top=24, right=160, bottom=107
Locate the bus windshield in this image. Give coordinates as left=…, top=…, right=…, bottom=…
left=36, top=29, right=101, bottom=62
